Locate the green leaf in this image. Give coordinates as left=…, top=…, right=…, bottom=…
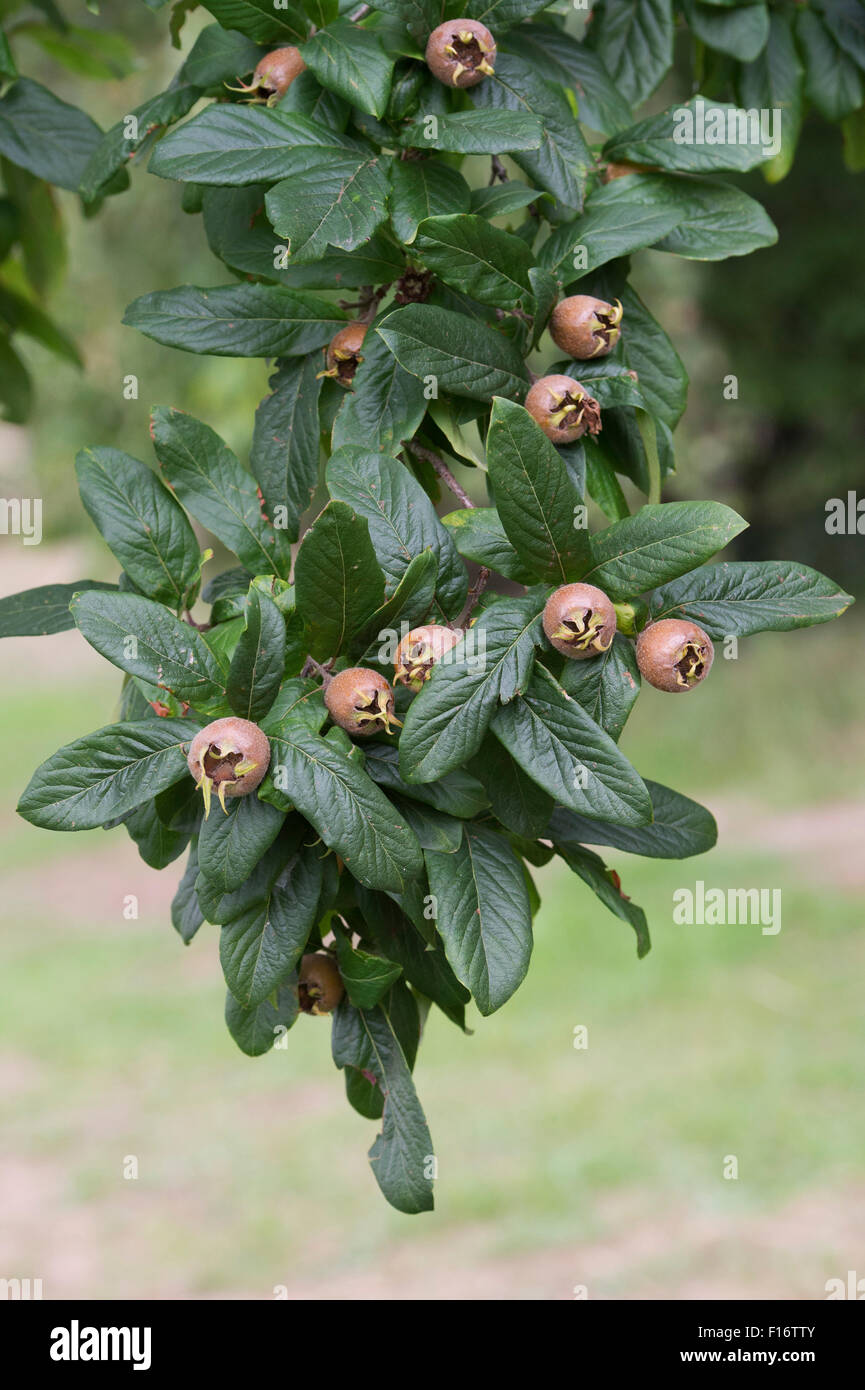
left=266, top=148, right=390, bottom=263
left=75, top=447, right=200, bottom=608
left=738, top=13, right=804, bottom=183
left=356, top=887, right=471, bottom=1026
left=507, top=25, right=633, bottom=135
left=225, top=980, right=299, bottom=1056
left=260, top=677, right=328, bottom=737
left=331, top=326, right=427, bottom=458
left=333, top=927, right=402, bottom=1009
left=0, top=281, right=81, bottom=365
left=294, top=499, right=386, bottom=657
left=399, top=595, right=544, bottom=783
left=123, top=283, right=346, bottom=358
left=364, top=742, right=489, bottom=820
left=612, top=284, right=688, bottom=429
left=582, top=501, right=748, bottom=601
left=18, top=718, right=199, bottom=831
left=150, top=406, right=291, bottom=578
left=326, top=447, right=468, bottom=618
left=684, top=1, right=769, bottom=63
left=470, top=53, right=591, bottom=210
left=553, top=840, right=650, bottom=958
left=354, top=550, right=439, bottom=657
left=823, top=0, right=865, bottom=69
left=198, top=792, right=285, bottom=894
left=80, top=84, right=200, bottom=202
left=549, top=780, right=718, bottom=860
left=603, top=96, right=772, bottom=174
left=262, top=729, right=424, bottom=892
left=0, top=78, right=102, bottom=191
left=377, top=303, right=529, bottom=402
left=585, top=445, right=630, bottom=521
left=124, top=800, right=191, bottom=869
left=441, top=507, right=536, bottom=583
left=400, top=108, right=543, bottom=155
left=389, top=157, right=471, bottom=245
left=415, top=213, right=535, bottom=312
left=485, top=397, right=591, bottom=583
left=425, top=822, right=532, bottom=1014
left=587, top=0, right=674, bottom=107
left=391, top=798, right=464, bottom=853
left=301, top=20, right=394, bottom=118
left=557, top=631, right=641, bottom=743
left=491, top=664, right=652, bottom=827
left=0, top=580, right=116, bottom=637
left=226, top=588, right=286, bottom=721
left=150, top=106, right=354, bottom=184
left=250, top=356, right=322, bottom=544
left=539, top=177, right=682, bottom=281
left=468, top=180, right=541, bottom=218
left=219, top=844, right=322, bottom=1007
left=467, top=735, right=553, bottom=839
left=71, top=590, right=229, bottom=713
left=649, top=174, right=777, bottom=260
left=200, top=0, right=308, bottom=43
left=648, top=560, right=854, bottom=638
left=796, top=7, right=864, bottom=121
left=172, top=842, right=205, bottom=944
left=180, top=22, right=263, bottom=86
left=332, top=1000, right=435, bottom=1213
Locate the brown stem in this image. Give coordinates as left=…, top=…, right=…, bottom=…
left=489, top=155, right=508, bottom=185
left=357, top=283, right=392, bottom=324
left=302, top=655, right=334, bottom=687
left=405, top=440, right=475, bottom=509
left=460, top=567, right=491, bottom=628
left=527, top=367, right=540, bottom=384
left=184, top=609, right=211, bottom=632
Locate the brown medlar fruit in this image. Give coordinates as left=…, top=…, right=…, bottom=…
left=394, top=624, right=463, bottom=691
left=425, top=20, right=496, bottom=88
left=542, top=583, right=616, bottom=659
left=229, top=47, right=306, bottom=103
left=324, top=667, right=401, bottom=737
left=549, top=295, right=623, bottom=359
left=635, top=619, right=715, bottom=692
left=525, top=374, right=602, bottom=443
left=187, top=717, right=271, bottom=816
left=298, top=953, right=344, bottom=1015
left=319, top=322, right=367, bottom=387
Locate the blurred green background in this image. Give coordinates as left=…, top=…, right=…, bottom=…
left=1, top=6, right=863, bottom=1300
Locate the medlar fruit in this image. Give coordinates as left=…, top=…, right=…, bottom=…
left=525, top=374, right=602, bottom=444
left=425, top=19, right=496, bottom=88
left=542, top=583, right=616, bottom=659
left=298, top=953, right=344, bottom=1015
left=635, top=619, right=715, bottom=692
left=319, top=322, right=367, bottom=387
left=230, top=46, right=306, bottom=103
left=187, top=717, right=271, bottom=816
left=324, top=667, right=401, bottom=737
left=394, top=624, right=463, bottom=691
left=549, top=295, right=623, bottom=359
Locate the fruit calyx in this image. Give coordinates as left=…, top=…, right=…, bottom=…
left=542, top=582, right=617, bottom=659
left=425, top=20, right=496, bottom=88
left=394, top=624, right=462, bottom=691
left=187, top=717, right=271, bottom=816
left=635, top=619, right=715, bottom=692
left=324, top=667, right=402, bottom=737
left=318, top=322, right=367, bottom=387
left=298, top=953, right=344, bottom=1015
left=550, top=295, right=623, bottom=360
left=525, top=374, right=602, bottom=444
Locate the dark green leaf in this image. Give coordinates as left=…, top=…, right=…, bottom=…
left=201, top=0, right=308, bottom=43
left=415, top=213, right=535, bottom=312
left=0, top=77, right=102, bottom=191
left=199, top=792, right=285, bottom=894
left=554, top=840, right=650, bottom=957
left=549, top=780, right=718, bottom=860
left=226, top=588, right=286, bottom=721
left=0, top=580, right=116, bottom=637
left=80, top=84, right=200, bottom=201
left=266, top=149, right=390, bottom=263
left=468, top=735, right=553, bottom=839
left=557, top=631, right=641, bottom=743
left=401, top=108, right=543, bottom=154
left=334, top=927, right=402, bottom=1009
left=294, top=499, right=386, bottom=657
left=390, top=157, right=471, bottom=244
left=507, top=25, right=633, bottom=134
left=376, top=303, right=529, bottom=401
left=301, top=20, right=395, bottom=118
left=123, top=283, right=346, bottom=358
left=125, top=799, right=191, bottom=870
left=250, top=356, right=322, bottom=544
left=583, top=501, right=748, bottom=601
left=648, top=560, right=855, bottom=637
left=587, top=0, right=674, bottom=107
left=331, top=328, right=427, bottom=457
left=441, top=507, right=535, bottom=583
left=172, top=841, right=205, bottom=944
left=603, top=96, right=772, bottom=174
left=225, top=980, right=299, bottom=1056
left=364, top=742, right=489, bottom=819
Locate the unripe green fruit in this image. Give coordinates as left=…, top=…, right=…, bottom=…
left=298, top=953, right=344, bottom=1015
left=525, top=374, right=602, bottom=444
left=425, top=19, right=496, bottom=88
left=187, top=717, right=270, bottom=816
left=394, top=624, right=462, bottom=691
left=324, top=667, right=401, bottom=737
left=319, top=322, right=367, bottom=387
left=543, top=583, right=617, bottom=659
left=635, top=619, right=714, bottom=692
left=549, top=295, right=623, bottom=360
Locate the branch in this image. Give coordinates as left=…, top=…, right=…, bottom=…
left=489, top=155, right=508, bottom=185
left=301, top=654, right=334, bottom=686
left=460, top=566, right=491, bottom=628
left=405, top=440, right=475, bottom=509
